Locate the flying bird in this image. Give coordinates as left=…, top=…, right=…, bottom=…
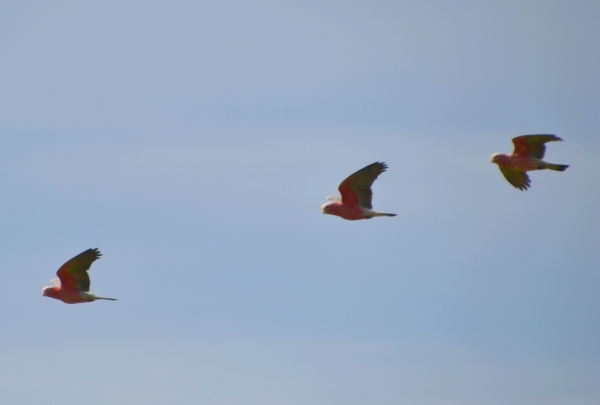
left=322, top=161, right=396, bottom=220
left=491, top=134, right=569, bottom=191
left=42, top=248, right=116, bottom=304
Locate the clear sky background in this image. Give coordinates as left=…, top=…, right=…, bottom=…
left=1, top=1, right=599, bottom=404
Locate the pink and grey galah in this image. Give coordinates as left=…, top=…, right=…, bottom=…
left=322, top=161, right=396, bottom=220
left=491, top=134, right=569, bottom=191
left=42, top=248, right=117, bottom=304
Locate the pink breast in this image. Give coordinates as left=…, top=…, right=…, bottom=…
left=510, top=156, right=539, bottom=171
left=331, top=204, right=366, bottom=220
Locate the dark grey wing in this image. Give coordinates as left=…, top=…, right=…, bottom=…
left=56, top=248, right=102, bottom=292
left=338, top=162, right=388, bottom=209
left=512, top=134, right=562, bottom=159
left=499, top=167, right=531, bottom=191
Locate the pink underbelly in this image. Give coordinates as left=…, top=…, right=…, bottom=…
left=510, top=157, right=540, bottom=171
left=336, top=205, right=366, bottom=220
left=58, top=291, right=88, bottom=304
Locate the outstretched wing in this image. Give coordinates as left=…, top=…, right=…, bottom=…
left=56, top=248, right=102, bottom=292
left=338, top=162, right=388, bottom=209
left=512, top=134, right=562, bottom=159
left=499, top=167, right=531, bottom=190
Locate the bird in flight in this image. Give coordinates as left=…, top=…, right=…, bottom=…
left=491, top=134, right=569, bottom=191
left=322, top=161, right=396, bottom=220
left=42, top=248, right=116, bottom=304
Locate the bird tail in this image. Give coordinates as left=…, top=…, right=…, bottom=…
left=372, top=212, right=397, bottom=217
left=543, top=163, right=569, bottom=171
left=95, top=296, right=117, bottom=301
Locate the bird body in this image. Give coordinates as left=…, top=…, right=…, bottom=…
left=42, top=287, right=115, bottom=304
left=322, top=162, right=396, bottom=220
left=491, top=135, right=568, bottom=190
left=491, top=154, right=544, bottom=171
left=42, top=248, right=116, bottom=304
left=322, top=203, right=394, bottom=221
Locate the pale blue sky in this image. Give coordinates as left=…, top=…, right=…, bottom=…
left=1, top=1, right=599, bottom=404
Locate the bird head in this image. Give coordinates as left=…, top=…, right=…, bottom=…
left=321, top=202, right=334, bottom=214
left=490, top=153, right=503, bottom=163
left=42, top=286, right=53, bottom=297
